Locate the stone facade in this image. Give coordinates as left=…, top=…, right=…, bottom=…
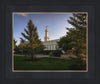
left=43, top=39, right=59, bottom=50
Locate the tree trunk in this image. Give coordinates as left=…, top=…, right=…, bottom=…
left=31, top=43, right=34, bottom=61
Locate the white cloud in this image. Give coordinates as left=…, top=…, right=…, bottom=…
left=16, top=13, right=28, bottom=17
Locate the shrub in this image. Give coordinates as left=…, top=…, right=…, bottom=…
left=43, top=50, right=51, bottom=55
left=49, top=52, right=53, bottom=56
left=53, top=50, right=61, bottom=57
left=43, top=50, right=62, bottom=57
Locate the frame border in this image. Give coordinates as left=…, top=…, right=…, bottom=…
left=12, top=12, right=88, bottom=72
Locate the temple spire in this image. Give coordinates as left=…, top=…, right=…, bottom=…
left=44, top=25, right=49, bottom=41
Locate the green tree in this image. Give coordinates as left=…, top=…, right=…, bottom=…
left=58, top=36, right=72, bottom=52
left=13, top=39, right=17, bottom=49
left=67, top=13, right=87, bottom=56
left=20, top=19, right=42, bottom=60
left=58, top=13, right=87, bottom=57
left=18, top=38, right=26, bottom=50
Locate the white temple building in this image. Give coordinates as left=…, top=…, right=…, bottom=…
left=43, top=26, right=59, bottom=50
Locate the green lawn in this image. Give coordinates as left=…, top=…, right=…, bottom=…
left=14, top=56, right=86, bottom=70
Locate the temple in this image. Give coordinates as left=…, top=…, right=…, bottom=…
left=43, top=26, right=59, bottom=50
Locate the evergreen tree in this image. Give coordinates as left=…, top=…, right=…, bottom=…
left=20, top=19, right=41, bottom=60
left=58, top=13, right=87, bottom=57
left=67, top=13, right=87, bottom=56
left=58, top=36, right=72, bottom=52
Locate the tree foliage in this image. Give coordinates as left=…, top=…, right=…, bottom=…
left=20, top=19, right=43, bottom=60
left=58, top=36, right=72, bottom=52
left=13, top=39, right=17, bottom=49
left=58, top=13, right=87, bottom=57
left=21, top=19, right=41, bottom=44
left=67, top=13, right=87, bottom=55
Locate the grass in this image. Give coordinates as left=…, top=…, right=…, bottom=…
left=14, top=56, right=86, bottom=70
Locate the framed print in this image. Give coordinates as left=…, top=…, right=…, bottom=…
left=1, top=0, right=99, bottom=84
left=12, top=12, right=88, bottom=72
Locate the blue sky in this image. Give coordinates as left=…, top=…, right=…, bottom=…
left=13, top=13, right=73, bottom=45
